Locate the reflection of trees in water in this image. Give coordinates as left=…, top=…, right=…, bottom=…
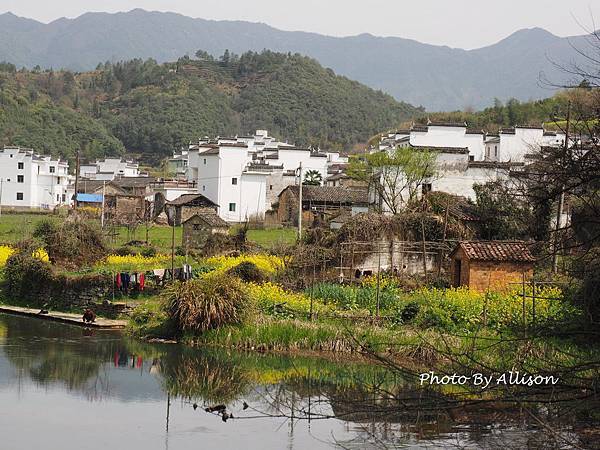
left=0, top=315, right=163, bottom=400
left=2, top=316, right=114, bottom=393
left=2, top=315, right=597, bottom=448
left=160, top=348, right=251, bottom=404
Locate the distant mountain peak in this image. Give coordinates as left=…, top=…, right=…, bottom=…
left=0, top=10, right=589, bottom=111
left=495, top=27, right=559, bottom=45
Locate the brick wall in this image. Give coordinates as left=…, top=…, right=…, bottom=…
left=469, top=261, right=533, bottom=292
left=450, top=248, right=533, bottom=291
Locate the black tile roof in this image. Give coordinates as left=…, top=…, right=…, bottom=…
left=281, top=185, right=369, bottom=204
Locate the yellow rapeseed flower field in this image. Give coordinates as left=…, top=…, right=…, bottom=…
left=0, top=245, right=49, bottom=267
left=206, top=254, right=284, bottom=274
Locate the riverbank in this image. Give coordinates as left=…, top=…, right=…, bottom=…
left=126, top=295, right=599, bottom=384
left=0, top=305, right=127, bottom=329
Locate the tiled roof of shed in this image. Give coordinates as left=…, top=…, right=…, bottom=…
left=183, top=211, right=228, bottom=228
left=168, top=193, right=218, bottom=207
left=282, top=185, right=369, bottom=204
left=451, top=241, right=535, bottom=262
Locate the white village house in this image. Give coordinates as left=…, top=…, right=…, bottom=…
left=79, top=158, right=143, bottom=181
left=377, top=121, right=567, bottom=205
left=0, top=147, right=71, bottom=210
left=185, top=130, right=347, bottom=222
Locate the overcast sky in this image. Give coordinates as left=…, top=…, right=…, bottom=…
left=1, top=0, right=599, bottom=49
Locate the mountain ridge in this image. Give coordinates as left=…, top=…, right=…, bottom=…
left=0, top=9, right=592, bottom=110
left=0, top=50, right=421, bottom=161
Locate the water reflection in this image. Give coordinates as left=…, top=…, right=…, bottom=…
left=0, top=313, right=595, bottom=449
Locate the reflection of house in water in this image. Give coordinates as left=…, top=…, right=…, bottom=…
left=449, top=240, right=535, bottom=291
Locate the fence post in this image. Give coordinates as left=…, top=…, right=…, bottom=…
left=375, top=242, right=382, bottom=319
left=351, top=241, right=355, bottom=285
left=522, top=272, right=527, bottom=336
left=309, top=259, right=316, bottom=321
left=483, top=291, right=488, bottom=328
left=532, top=279, right=536, bottom=326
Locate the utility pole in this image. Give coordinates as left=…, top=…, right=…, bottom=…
left=297, top=162, right=303, bottom=239
left=553, top=102, right=570, bottom=273
left=170, top=217, right=176, bottom=281
left=101, top=181, right=106, bottom=229
left=73, top=150, right=80, bottom=209
left=0, top=178, right=3, bottom=218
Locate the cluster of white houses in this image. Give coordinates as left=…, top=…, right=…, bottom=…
left=79, top=158, right=143, bottom=180
left=0, top=123, right=568, bottom=219
left=376, top=122, right=566, bottom=202
left=185, top=130, right=348, bottom=222
left=0, top=147, right=70, bottom=209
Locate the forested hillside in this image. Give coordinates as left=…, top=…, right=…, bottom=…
left=0, top=51, right=421, bottom=163
left=407, top=91, right=584, bottom=132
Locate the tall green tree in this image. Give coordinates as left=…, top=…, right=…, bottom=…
left=347, top=147, right=436, bottom=214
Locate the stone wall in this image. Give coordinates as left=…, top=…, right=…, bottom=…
left=12, top=270, right=112, bottom=309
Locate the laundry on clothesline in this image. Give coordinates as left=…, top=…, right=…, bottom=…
left=115, top=272, right=146, bottom=292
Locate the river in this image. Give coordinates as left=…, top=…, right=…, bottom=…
left=0, top=313, right=595, bottom=449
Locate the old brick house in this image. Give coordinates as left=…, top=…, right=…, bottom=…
left=182, top=211, right=229, bottom=249
left=449, top=241, right=535, bottom=291
left=276, top=185, right=369, bottom=226
left=165, top=193, right=219, bottom=226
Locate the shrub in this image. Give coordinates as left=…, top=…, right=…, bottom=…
left=227, top=261, right=265, bottom=283
left=4, top=249, right=53, bottom=300
left=114, top=246, right=137, bottom=256
left=129, top=300, right=174, bottom=337
left=165, top=273, right=251, bottom=334
left=32, top=218, right=58, bottom=241
left=201, top=233, right=235, bottom=256
left=399, top=301, right=420, bottom=323
left=36, top=218, right=106, bottom=267
left=140, top=246, right=158, bottom=257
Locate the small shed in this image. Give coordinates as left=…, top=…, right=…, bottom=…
left=449, top=241, right=535, bottom=291
left=182, top=212, right=229, bottom=249
left=75, top=193, right=103, bottom=208
left=165, top=193, right=219, bottom=226
left=277, top=185, right=369, bottom=226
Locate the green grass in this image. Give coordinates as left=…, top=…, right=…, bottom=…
left=108, top=224, right=183, bottom=253
left=0, top=213, right=58, bottom=244
left=243, top=228, right=297, bottom=248
left=0, top=213, right=296, bottom=252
